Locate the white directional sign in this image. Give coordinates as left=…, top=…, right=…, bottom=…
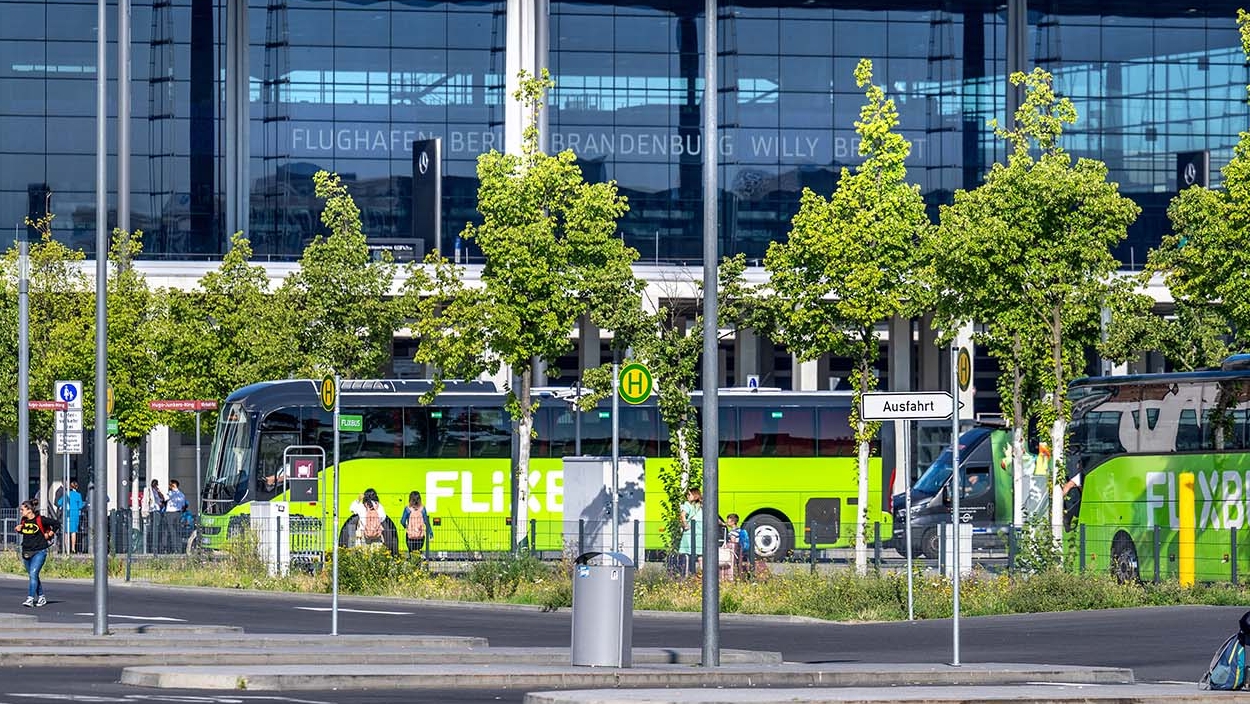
left=861, top=391, right=957, bottom=421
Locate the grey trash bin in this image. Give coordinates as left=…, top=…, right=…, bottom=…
left=570, top=551, right=634, bottom=667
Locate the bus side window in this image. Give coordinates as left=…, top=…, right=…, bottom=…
left=817, top=408, right=855, bottom=457
left=256, top=431, right=298, bottom=501
left=470, top=407, right=511, bottom=458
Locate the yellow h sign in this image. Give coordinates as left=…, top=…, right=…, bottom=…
left=618, top=363, right=653, bottom=405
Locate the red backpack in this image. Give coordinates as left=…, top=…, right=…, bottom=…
left=361, top=504, right=383, bottom=541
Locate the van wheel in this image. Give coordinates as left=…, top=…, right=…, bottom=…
left=1111, top=531, right=1140, bottom=584
left=748, top=514, right=793, bottom=561
left=920, top=528, right=940, bottom=559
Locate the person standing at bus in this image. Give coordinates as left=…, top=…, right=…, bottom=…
left=400, top=490, right=431, bottom=555
left=56, top=479, right=84, bottom=553
left=350, top=488, right=387, bottom=547
left=15, top=500, right=60, bottom=607
left=145, top=479, right=167, bottom=553
left=679, top=488, right=703, bottom=577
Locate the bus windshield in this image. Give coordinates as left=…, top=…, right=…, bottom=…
left=204, top=403, right=254, bottom=506
left=912, top=427, right=992, bottom=495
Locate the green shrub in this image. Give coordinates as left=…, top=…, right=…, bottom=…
left=466, top=552, right=553, bottom=599
left=333, top=546, right=422, bottom=593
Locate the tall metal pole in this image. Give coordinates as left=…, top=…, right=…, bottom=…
left=118, top=0, right=130, bottom=234
left=92, top=0, right=110, bottom=637
left=700, top=0, right=720, bottom=668
left=195, top=412, right=202, bottom=511
left=950, top=342, right=961, bottom=666
left=903, top=420, right=914, bottom=621
left=18, top=239, right=29, bottom=506
left=331, top=375, right=341, bottom=636
left=611, top=357, right=620, bottom=552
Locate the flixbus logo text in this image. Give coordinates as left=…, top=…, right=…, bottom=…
left=1145, top=470, right=1250, bottom=531
left=423, top=469, right=564, bottom=515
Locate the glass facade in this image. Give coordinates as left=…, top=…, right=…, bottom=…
left=0, top=0, right=1245, bottom=265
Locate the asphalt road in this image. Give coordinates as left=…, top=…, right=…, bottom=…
left=0, top=574, right=1238, bottom=703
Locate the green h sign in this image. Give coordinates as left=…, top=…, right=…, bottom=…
left=618, top=362, right=653, bottom=405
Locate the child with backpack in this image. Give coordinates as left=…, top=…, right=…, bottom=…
left=349, top=488, right=388, bottom=547
left=400, top=490, right=432, bottom=554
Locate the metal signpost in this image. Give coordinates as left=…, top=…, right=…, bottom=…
left=950, top=345, right=963, bottom=666
left=147, top=400, right=219, bottom=508
left=321, top=375, right=341, bottom=636
left=617, top=362, right=653, bottom=552
left=861, top=390, right=960, bottom=626
left=54, top=381, right=84, bottom=551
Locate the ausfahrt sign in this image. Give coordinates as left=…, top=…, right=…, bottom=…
left=861, top=391, right=956, bottom=421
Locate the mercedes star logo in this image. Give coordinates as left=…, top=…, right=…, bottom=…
left=418, top=152, right=430, bottom=175
left=1183, top=162, right=1197, bottom=186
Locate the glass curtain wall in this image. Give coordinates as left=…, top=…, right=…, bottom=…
left=246, top=0, right=506, bottom=259
left=0, top=0, right=224, bottom=257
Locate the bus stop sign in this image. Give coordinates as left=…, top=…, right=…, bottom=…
left=619, top=363, right=653, bottom=405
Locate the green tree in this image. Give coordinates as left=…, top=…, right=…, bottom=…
left=762, top=60, right=929, bottom=572
left=1146, top=12, right=1250, bottom=351
left=158, top=231, right=298, bottom=419
left=104, top=229, right=166, bottom=489
left=280, top=172, right=402, bottom=378
left=579, top=255, right=751, bottom=553
left=0, top=212, right=95, bottom=506
left=1100, top=282, right=1228, bottom=373
left=409, top=70, right=642, bottom=551
left=931, top=68, right=1139, bottom=545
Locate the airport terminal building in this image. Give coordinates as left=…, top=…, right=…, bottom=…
left=2, top=0, right=1248, bottom=501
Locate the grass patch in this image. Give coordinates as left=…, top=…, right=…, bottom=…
left=6, top=549, right=1250, bottom=621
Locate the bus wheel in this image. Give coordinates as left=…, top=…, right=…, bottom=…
left=1111, top=531, right=1140, bottom=584
left=748, top=515, right=793, bottom=561
left=920, top=528, right=940, bottom=559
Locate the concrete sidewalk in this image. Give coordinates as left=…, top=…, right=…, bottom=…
left=119, top=662, right=1134, bottom=691
left=523, top=683, right=1218, bottom=704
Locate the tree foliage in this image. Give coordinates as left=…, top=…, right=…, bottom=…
left=410, top=69, right=643, bottom=551
left=929, top=68, right=1139, bottom=541
left=763, top=59, right=929, bottom=571
left=105, top=229, right=165, bottom=451
left=1145, top=11, right=1250, bottom=351
left=280, top=171, right=402, bottom=378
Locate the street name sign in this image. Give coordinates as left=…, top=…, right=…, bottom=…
left=28, top=400, right=68, bottom=411
left=861, top=391, right=955, bottom=421
left=148, top=399, right=219, bottom=412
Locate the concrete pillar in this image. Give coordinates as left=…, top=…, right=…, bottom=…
left=794, top=357, right=820, bottom=391
left=146, top=426, right=171, bottom=492
left=888, top=315, right=913, bottom=495
left=734, top=328, right=760, bottom=387
left=918, top=312, right=940, bottom=392
left=579, top=316, right=600, bottom=374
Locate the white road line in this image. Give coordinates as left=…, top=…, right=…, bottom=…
left=72, top=613, right=187, bottom=622
left=293, top=606, right=413, bottom=616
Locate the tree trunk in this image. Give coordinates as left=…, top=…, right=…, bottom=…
left=675, top=425, right=691, bottom=488
left=854, top=356, right=870, bottom=575
left=1050, top=305, right=1064, bottom=547
left=856, top=430, right=869, bottom=575
left=514, top=366, right=533, bottom=552
left=1012, top=334, right=1026, bottom=529
left=37, top=440, right=49, bottom=513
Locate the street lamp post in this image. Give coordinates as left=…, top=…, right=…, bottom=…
left=18, top=236, right=29, bottom=507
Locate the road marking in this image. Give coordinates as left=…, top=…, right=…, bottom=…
left=11, top=695, right=335, bottom=704
left=72, top=613, right=187, bottom=622
left=293, top=606, right=413, bottom=616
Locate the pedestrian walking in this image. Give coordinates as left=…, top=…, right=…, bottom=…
left=15, top=500, right=60, bottom=607
left=56, top=478, right=84, bottom=553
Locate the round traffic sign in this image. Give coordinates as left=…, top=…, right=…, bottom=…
left=320, top=375, right=337, bottom=412
left=58, top=384, right=78, bottom=403
left=618, top=363, right=653, bottom=405
left=957, top=348, right=972, bottom=392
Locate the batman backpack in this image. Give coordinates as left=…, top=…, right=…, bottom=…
left=1201, top=611, right=1250, bottom=690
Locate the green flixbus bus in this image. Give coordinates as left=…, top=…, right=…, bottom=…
left=1064, top=355, right=1250, bottom=583
left=197, top=379, right=891, bottom=560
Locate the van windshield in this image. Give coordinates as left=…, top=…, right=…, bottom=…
left=912, top=427, right=992, bottom=494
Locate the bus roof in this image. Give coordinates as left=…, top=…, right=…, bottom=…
left=1071, top=368, right=1250, bottom=389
